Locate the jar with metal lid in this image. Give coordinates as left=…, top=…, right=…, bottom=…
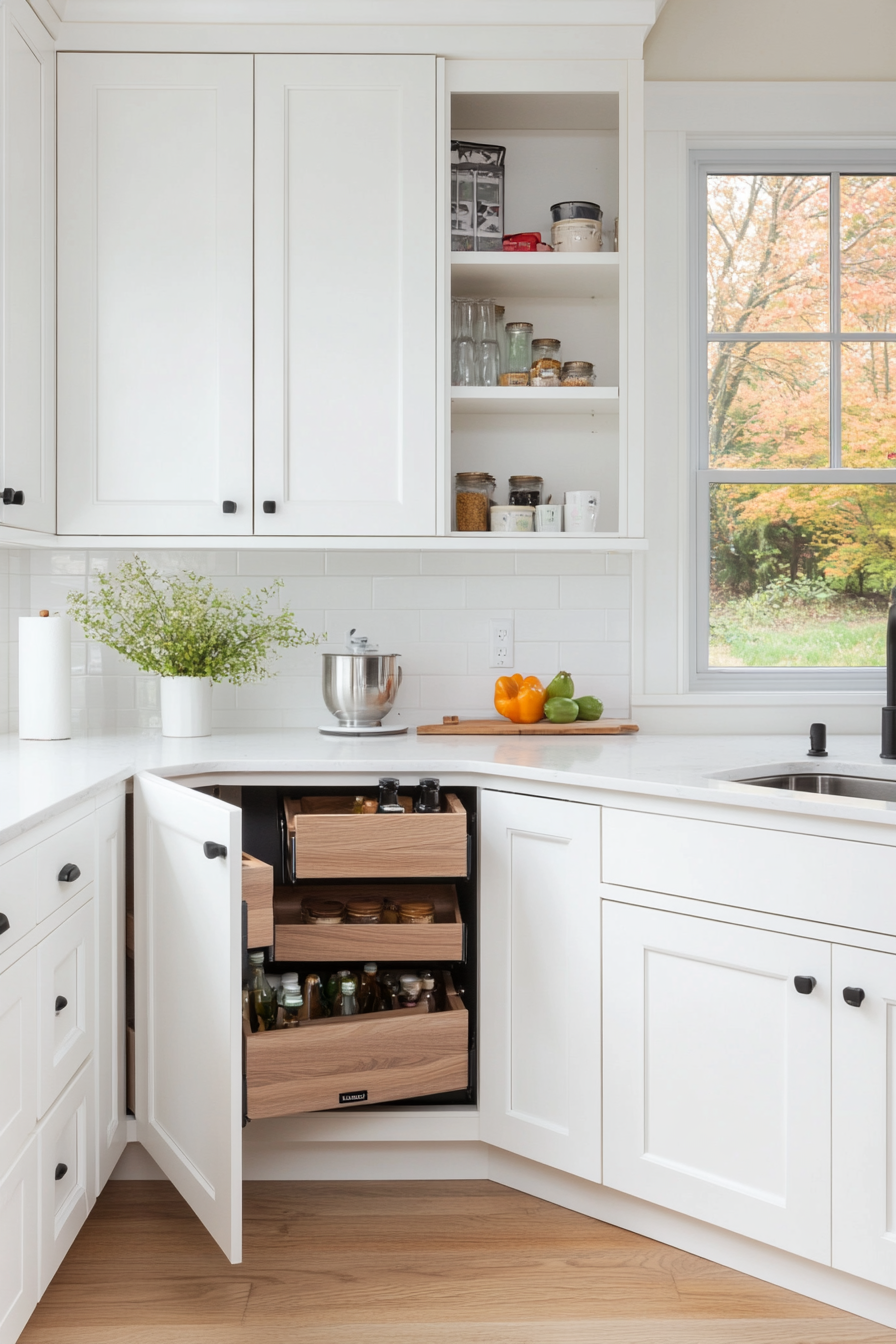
left=302, top=897, right=345, bottom=925
left=508, top=475, right=543, bottom=507
left=454, top=472, right=495, bottom=532
left=398, top=899, right=435, bottom=924
left=345, top=897, right=384, bottom=924
left=500, top=321, right=533, bottom=384
left=561, top=360, right=595, bottom=387
left=530, top=339, right=562, bottom=387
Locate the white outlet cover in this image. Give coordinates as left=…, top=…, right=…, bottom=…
left=489, top=618, right=514, bottom=669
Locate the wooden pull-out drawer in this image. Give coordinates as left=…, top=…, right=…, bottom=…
left=245, top=977, right=469, bottom=1118
left=273, top=883, right=464, bottom=962
left=242, top=852, right=274, bottom=949
left=285, top=794, right=468, bottom=879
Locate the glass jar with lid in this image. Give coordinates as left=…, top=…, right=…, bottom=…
left=500, top=321, right=533, bottom=386
left=508, top=475, right=543, bottom=507
left=454, top=472, right=495, bottom=531
left=530, top=338, right=562, bottom=386
left=561, top=360, right=595, bottom=387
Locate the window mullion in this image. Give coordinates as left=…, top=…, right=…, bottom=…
left=831, top=171, right=842, bottom=468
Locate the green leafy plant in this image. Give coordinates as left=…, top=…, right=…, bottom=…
left=67, top=556, right=322, bottom=684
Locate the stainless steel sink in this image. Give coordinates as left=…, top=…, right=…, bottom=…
left=738, top=772, right=896, bottom=803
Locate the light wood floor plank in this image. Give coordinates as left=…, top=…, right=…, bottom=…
left=19, top=1179, right=896, bottom=1343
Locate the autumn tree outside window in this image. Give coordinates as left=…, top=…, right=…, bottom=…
left=693, top=153, right=896, bottom=687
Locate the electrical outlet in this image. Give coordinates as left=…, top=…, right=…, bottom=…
left=489, top=618, right=514, bottom=668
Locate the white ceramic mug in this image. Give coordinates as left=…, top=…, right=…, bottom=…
left=534, top=503, right=563, bottom=533
left=565, top=490, right=600, bottom=533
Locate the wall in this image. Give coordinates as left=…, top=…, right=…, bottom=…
left=3, top=546, right=631, bottom=732
left=644, top=0, right=896, bottom=82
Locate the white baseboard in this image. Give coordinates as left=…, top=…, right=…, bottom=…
left=486, top=1147, right=896, bottom=1333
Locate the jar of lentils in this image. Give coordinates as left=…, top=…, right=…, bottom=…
left=508, top=475, right=543, bottom=507
left=530, top=338, right=562, bottom=386
left=454, top=472, right=495, bottom=531
left=561, top=360, right=595, bottom=387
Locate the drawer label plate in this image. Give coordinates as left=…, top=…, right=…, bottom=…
left=339, top=1089, right=368, bottom=1105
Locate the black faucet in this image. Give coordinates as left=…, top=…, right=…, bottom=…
left=882, top=586, right=896, bottom=759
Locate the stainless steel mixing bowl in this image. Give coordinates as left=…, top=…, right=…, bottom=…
left=321, top=652, right=403, bottom=727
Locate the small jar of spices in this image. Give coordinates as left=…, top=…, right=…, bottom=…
left=508, top=475, right=543, bottom=507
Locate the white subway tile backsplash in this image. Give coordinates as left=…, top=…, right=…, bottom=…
left=607, top=552, right=632, bottom=575
left=373, top=576, right=465, bottom=610
left=560, top=575, right=629, bottom=609
left=0, top=544, right=631, bottom=730
left=465, top=576, right=558, bottom=610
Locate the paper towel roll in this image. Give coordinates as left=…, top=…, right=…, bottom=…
left=19, top=614, right=72, bottom=740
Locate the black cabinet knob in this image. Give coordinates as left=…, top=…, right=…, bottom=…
left=55, top=995, right=68, bottom=1013
left=54, top=1163, right=68, bottom=1181
left=0, top=912, right=8, bottom=936
left=1, top=487, right=23, bottom=505
left=57, top=863, right=80, bottom=883
left=843, top=986, right=866, bottom=1007
left=794, top=976, right=817, bottom=995
left=203, top=841, right=227, bottom=860
left=222, top=500, right=237, bottom=514
left=262, top=500, right=276, bottom=514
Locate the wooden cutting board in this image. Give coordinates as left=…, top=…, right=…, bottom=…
left=416, top=716, right=639, bottom=736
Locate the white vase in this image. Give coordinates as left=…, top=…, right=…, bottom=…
left=160, top=677, right=213, bottom=738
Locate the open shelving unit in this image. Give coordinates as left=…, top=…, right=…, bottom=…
left=442, top=70, right=642, bottom=543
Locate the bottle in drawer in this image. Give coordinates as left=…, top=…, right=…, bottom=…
left=248, top=951, right=276, bottom=1032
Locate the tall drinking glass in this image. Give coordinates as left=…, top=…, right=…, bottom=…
left=475, top=298, right=500, bottom=387
left=453, top=298, right=477, bottom=386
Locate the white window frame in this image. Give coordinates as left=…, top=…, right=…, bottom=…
left=690, top=146, right=896, bottom=693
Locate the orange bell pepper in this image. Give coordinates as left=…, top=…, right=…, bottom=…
left=494, top=673, right=547, bottom=724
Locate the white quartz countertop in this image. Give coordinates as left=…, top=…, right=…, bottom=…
left=3, top=727, right=896, bottom=845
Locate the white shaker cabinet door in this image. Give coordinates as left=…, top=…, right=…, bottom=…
left=0, top=950, right=37, bottom=1178
left=479, top=790, right=602, bottom=1182
left=0, top=0, right=54, bottom=534
left=603, top=902, right=831, bottom=1265
left=134, top=773, right=242, bottom=1263
left=57, top=54, right=254, bottom=535
left=0, top=1137, right=37, bottom=1344
left=94, top=794, right=127, bottom=1194
left=832, top=944, right=896, bottom=1289
left=255, top=56, right=436, bottom=536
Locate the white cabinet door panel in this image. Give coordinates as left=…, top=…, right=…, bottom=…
left=603, top=902, right=831, bottom=1264
left=0, top=1137, right=38, bottom=1344
left=37, top=1062, right=94, bottom=1297
left=134, top=772, right=241, bottom=1263
left=480, top=789, right=601, bottom=1181
left=832, top=944, right=896, bottom=1288
left=94, top=795, right=127, bottom=1193
left=0, top=847, right=36, bottom=960
left=36, top=811, right=95, bottom=924
left=37, top=900, right=94, bottom=1118
left=255, top=55, right=436, bottom=536
left=0, top=1, right=54, bottom=534
left=57, top=54, right=253, bottom=535
left=0, top=950, right=37, bottom=1177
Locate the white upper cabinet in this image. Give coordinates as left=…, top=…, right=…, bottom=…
left=254, top=55, right=436, bottom=536
left=56, top=54, right=254, bottom=536
left=0, top=0, right=54, bottom=534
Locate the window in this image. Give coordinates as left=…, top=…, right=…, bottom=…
left=693, top=156, right=896, bottom=686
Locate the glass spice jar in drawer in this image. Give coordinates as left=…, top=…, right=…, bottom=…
left=302, top=897, right=346, bottom=925
left=454, top=472, right=495, bottom=532
left=398, top=899, right=435, bottom=924
left=530, top=338, right=562, bottom=387
left=345, top=897, right=384, bottom=924
left=508, top=475, right=543, bottom=507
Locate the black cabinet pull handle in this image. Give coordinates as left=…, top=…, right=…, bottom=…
left=262, top=500, right=276, bottom=514
left=57, top=863, right=80, bottom=883
left=54, top=1163, right=67, bottom=1181
left=0, top=912, right=8, bottom=936
left=222, top=500, right=237, bottom=514
left=55, top=995, right=68, bottom=1013
left=843, top=986, right=866, bottom=1007
left=794, top=976, right=817, bottom=995
left=203, top=841, right=227, bottom=860
left=2, top=487, right=23, bottom=505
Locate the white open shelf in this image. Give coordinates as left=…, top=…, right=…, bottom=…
left=450, top=252, right=619, bottom=300
left=451, top=385, right=619, bottom=415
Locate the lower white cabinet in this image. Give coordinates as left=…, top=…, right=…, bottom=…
left=479, top=790, right=602, bottom=1182
left=0, top=952, right=37, bottom=1178
left=37, top=901, right=94, bottom=1118
left=832, top=944, right=896, bottom=1288
left=94, top=797, right=127, bottom=1193
left=37, top=1063, right=95, bottom=1296
left=0, top=1138, right=37, bottom=1344
left=602, top=901, right=832, bottom=1265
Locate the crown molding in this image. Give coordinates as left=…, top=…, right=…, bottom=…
left=52, top=0, right=663, bottom=22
